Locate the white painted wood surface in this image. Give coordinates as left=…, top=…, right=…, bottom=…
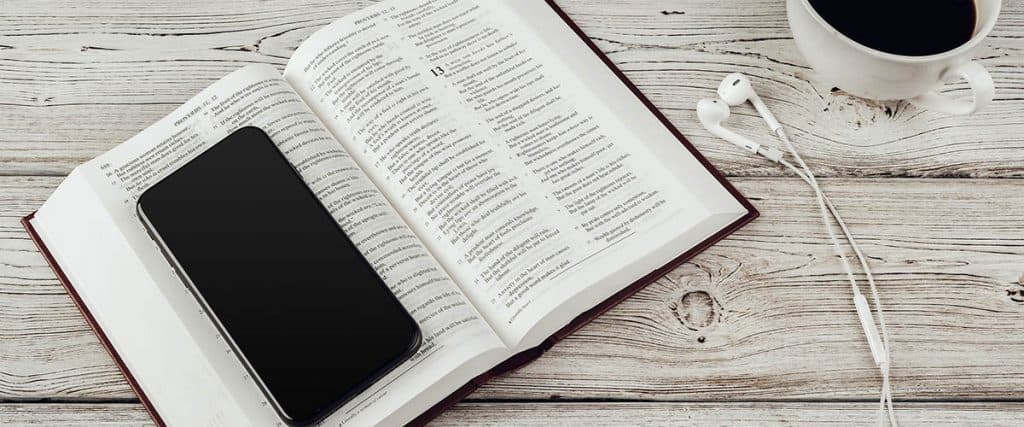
left=4, top=402, right=1024, bottom=426
left=1, top=0, right=1022, bottom=424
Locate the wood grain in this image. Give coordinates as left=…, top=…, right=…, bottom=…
left=3, top=0, right=1023, bottom=424
left=0, top=403, right=152, bottom=426
left=3, top=402, right=1024, bottom=426
left=435, top=402, right=1024, bottom=426
left=3, top=176, right=1022, bottom=402
left=475, top=177, right=1024, bottom=401
left=1, top=0, right=1022, bottom=176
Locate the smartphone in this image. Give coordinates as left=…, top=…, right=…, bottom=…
left=137, top=126, right=421, bottom=426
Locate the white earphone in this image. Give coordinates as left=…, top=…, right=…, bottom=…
left=716, top=73, right=782, bottom=132
left=696, top=98, right=782, bottom=160
left=698, top=73, right=897, bottom=426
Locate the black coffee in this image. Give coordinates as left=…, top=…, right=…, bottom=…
left=807, top=0, right=977, bottom=56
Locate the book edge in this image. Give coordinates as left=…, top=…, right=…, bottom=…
left=21, top=212, right=168, bottom=427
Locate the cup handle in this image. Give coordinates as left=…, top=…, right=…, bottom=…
left=910, top=61, right=994, bottom=115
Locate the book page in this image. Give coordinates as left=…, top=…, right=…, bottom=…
left=34, top=64, right=508, bottom=426
left=286, top=0, right=741, bottom=347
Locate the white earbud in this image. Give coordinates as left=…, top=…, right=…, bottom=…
left=697, top=98, right=783, bottom=162
left=717, top=73, right=783, bottom=133
left=696, top=98, right=760, bottom=154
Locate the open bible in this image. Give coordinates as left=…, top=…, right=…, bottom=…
left=22, top=0, right=757, bottom=425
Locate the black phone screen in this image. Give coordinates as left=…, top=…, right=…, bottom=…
left=137, top=127, right=420, bottom=425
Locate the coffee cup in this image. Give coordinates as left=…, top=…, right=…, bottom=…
left=787, top=0, right=999, bottom=115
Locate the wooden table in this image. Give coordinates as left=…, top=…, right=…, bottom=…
left=2, top=0, right=1022, bottom=425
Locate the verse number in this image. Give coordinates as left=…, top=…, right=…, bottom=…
left=429, top=66, right=446, bottom=77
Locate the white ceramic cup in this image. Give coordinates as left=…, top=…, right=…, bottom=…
left=787, top=0, right=999, bottom=115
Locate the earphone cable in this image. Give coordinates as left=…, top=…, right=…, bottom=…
left=779, top=157, right=897, bottom=426
left=775, top=130, right=897, bottom=427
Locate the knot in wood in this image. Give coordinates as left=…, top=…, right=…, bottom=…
left=673, top=290, right=718, bottom=331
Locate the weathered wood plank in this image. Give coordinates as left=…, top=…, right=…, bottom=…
left=0, top=403, right=152, bottom=426
left=1, top=0, right=1022, bottom=176
left=2, top=176, right=1021, bottom=401
left=437, top=402, right=1024, bottom=426
left=3, top=402, right=1024, bottom=426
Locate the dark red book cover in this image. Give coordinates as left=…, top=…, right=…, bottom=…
left=21, top=1, right=758, bottom=425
